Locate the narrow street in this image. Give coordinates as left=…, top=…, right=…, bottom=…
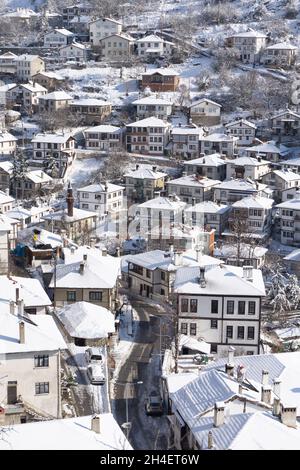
left=111, top=297, right=174, bottom=450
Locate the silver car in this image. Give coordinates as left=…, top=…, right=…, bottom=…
left=87, top=363, right=105, bottom=386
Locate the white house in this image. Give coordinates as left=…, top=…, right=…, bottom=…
left=213, top=179, right=260, bottom=205
left=38, top=91, right=73, bottom=113
left=225, top=119, right=257, bottom=146
left=44, top=28, right=74, bottom=47
left=0, top=191, right=15, bottom=214
left=170, top=126, right=202, bottom=160
left=132, top=96, right=173, bottom=120
left=184, top=154, right=227, bottom=181
left=166, top=174, right=220, bottom=205
left=0, top=131, right=17, bottom=157
left=270, top=109, right=300, bottom=137
left=7, top=82, right=47, bottom=112
left=226, top=156, right=270, bottom=181
left=124, top=164, right=167, bottom=202
left=261, top=169, right=300, bottom=202
left=263, top=43, right=298, bottom=67
left=184, top=200, right=231, bottom=237
left=77, top=182, right=124, bottom=223
left=126, top=116, right=171, bottom=156
left=0, top=275, right=52, bottom=314
left=84, top=125, right=123, bottom=151
left=89, top=17, right=122, bottom=47
left=59, top=42, right=89, bottom=62
left=100, top=33, right=134, bottom=60
left=174, top=263, right=265, bottom=356
left=226, top=30, right=267, bottom=63
left=229, top=195, right=274, bottom=240
left=15, top=55, right=45, bottom=80
left=0, top=305, right=66, bottom=423
left=31, top=132, right=76, bottom=173
left=200, top=133, right=239, bottom=157
left=189, top=98, right=222, bottom=126
left=136, top=34, right=173, bottom=58
left=0, top=221, right=10, bottom=274
left=244, top=140, right=291, bottom=163
left=276, top=195, right=300, bottom=246
left=70, top=99, right=111, bottom=125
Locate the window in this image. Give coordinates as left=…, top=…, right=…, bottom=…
left=247, top=326, right=255, bottom=340
left=211, top=343, right=218, bottom=353
left=34, top=355, right=49, bottom=367
left=35, top=382, right=49, bottom=395
left=160, top=288, right=165, bottom=296
left=190, top=299, right=198, bottom=313
left=238, top=301, right=245, bottom=315
left=211, top=300, right=218, bottom=314
left=237, top=326, right=245, bottom=339
left=246, top=351, right=254, bottom=355
left=248, top=301, right=256, bottom=315
left=146, top=269, right=151, bottom=278
left=211, top=319, right=218, bottom=329
left=227, top=300, right=234, bottom=314
left=181, top=298, right=188, bottom=313
left=67, top=291, right=76, bottom=302
left=89, top=291, right=102, bottom=301
left=181, top=323, right=188, bottom=335
left=226, top=325, right=233, bottom=338
left=161, top=271, right=166, bottom=281
left=190, top=323, right=197, bottom=336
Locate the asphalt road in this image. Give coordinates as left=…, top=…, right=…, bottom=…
left=112, top=298, right=174, bottom=450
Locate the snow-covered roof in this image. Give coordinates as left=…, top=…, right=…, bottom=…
left=39, top=91, right=73, bottom=101
left=171, top=126, right=202, bottom=136
left=17, top=227, right=62, bottom=249
left=201, top=133, right=238, bottom=143
left=32, top=132, right=74, bottom=144
left=271, top=109, right=300, bottom=120
left=90, top=16, right=122, bottom=25
left=139, top=195, right=186, bottom=210
left=225, top=119, right=257, bottom=129
left=0, top=132, right=17, bottom=142
left=101, top=33, right=134, bottom=42
left=84, top=124, right=120, bottom=133
left=275, top=326, right=300, bottom=340
left=165, top=372, right=199, bottom=394
left=232, top=195, right=274, bottom=209
left=142, top=68, right=179, bottom=76
left=0, top=190, right=14, bottom=205
left=230, top=30, right=267, bottom=38
left=266, top=42, right=298, bottom=50
left=46, top=28, right=74, bottom=37
left=281, top=158, right=300, bottom=167
left=272, top=169, right=300, bottom=182
left=0, top=83, right=17, bottom=92
left=0, top=413, right=131, bottom=450
left=137, top=34, right=164, bottom=43
left=15, top=54, right=43, bottom=62
left=184, top=153, right=226, bottom=167
left=0, top=275, right=52, bottom=308
left=70, top=98, right=110, bottom=106
left=127, top=116, right=169, bottom=127
left=230, top=156, right=269, bottom=166
left=189, top=98, right=222, bottom=108
left=214, top=243, right=268, bottom=259
left=277, top=197, right=300, bottom=210
left=0, top=310, right=66, bottom=355
left=124, top=165, right=166, bottom=179
left=78, top=182, right=124, bottom=193
left=26, top=170, right=52, bottom=184
left=174, top=264, right=266, bottom=296
left=19, top=82, right=47, bottom=93
left=69, top=15, right=91, bottom=23
left=61, top=41, right=87, bottom=50
left=167, top=174, right=220, bottom=188
left=179, top=334, right=211, bottom=354
left=132, top=96, right=173, bottom=106
left=284, top=249, right=300, bottom=262
left=50, top=248, right=120, bottom=289
left=245, top=141, right=290, bottom=155
left=215, top=179, right=257, bottom=191
left=44, top=207, right=97, bottom=223
left=56, top=301, right=115, bottom=339
left=5, top=207, right=31, bottom=220
left=185, top=201, right=230, bottom=215
left=33, top=70, right=64, bottom=80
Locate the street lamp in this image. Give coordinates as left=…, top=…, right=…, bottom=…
left=113, top=380, right=143, bottom=440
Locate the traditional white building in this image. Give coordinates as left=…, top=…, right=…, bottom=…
left=7, top=82, right=47, bottom=112
left=44, top=28, right=74, bottom=47
left=200, top=133, right=238, bottom=158
left=89, top=17, right=122, bottom=47
left=31, top=133, right=76, bottom=171
left=136, top=34, right=174, bottom=58
left=276, top=195, right=300, bottom=246
left=261, top=169, right=300, bottom=202
left=38, top=91, right=73, bottom=113
left=0, top=132, right=17, bottom=157
left=226, top=30, right=267, bottom=63
left=225, top=119, right=257, bottom=146
left=0, top=191, right=15, bottom=214
left=124, top=164, right=167, bottom=202
left=189, top=98, right=222, bottom=126
left=166, top=174, right=220, bottom=205
left=170, top=126, right=202, bottom=160
left=244, top=141, right=291, bottom=163
left=84, top=125, right=123, bottom=151
left=184, top=200, right=231, bottom=238
left=184, top=154, right=227, bottom=181
left=213, top=179, right=261, bottom=205
left=77, top=182, right=124, bottom=222
left=229, top=195, right=274, bottom=240
left=132, top=96, right=173, bottom=120
left=59, top=42, right=89, bottom=62
left=126, top=116, right=171, bottom=156
left=15, top=55, right=45, bottom=80
left=263, top=43, right=297, bottom=67
left=270, top=109, right=300, bottom=137
left=226, top=156, right=270, bottom=181
left=174, top=263, right=265, bottom=356
left=100, top=33, right=134, bottom=60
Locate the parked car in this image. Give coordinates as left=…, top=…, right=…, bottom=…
left=85, top=347, right=103, bottom=364
left=145, top=392, right=163, bottom=416
left=87, top=364, right=105, bottom=385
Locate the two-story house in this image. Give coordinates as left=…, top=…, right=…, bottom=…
left=136, top=34, right=174, bottom=58
left=199, top=133, right=239, bottom=158
left=263, top=43, right=297, bottom=68
left=70, top=99, right=111, bottom=125
left=126, top=116, right=170, bottom=156
left=89, top=17, right=122, bottom=48
left=261, top=169, right=300, bottom=202
left=229, top=195, right=274, bottom=240
left=31, top=133, right=76, bottom=173
left=124, top=164, right=167, bottom=203
left=184, top=154, right=227, bottom=181
left=132, top=96, right=173, bottom=120
left=276, top=195, right=300, bottom=246
left=38, top=91, right=73, bottom=114
left=11, top=170, right=53, bottom=200
left=32, top=71, right=65, bottom=92
left=244, top=140, right=291, bottom=163
left=84, top=124, right=123, bottom=151
left=59, top=42, right=89, bottom=63
left=7, top=82, right=47, bottom=113
left=15, top=55, right=45, bottom=80
left=141, top=69, right=180, bottom=92
left=100, top=33, right=135, bottom=60
left=226, top=30, right=267, bottom=63
left=270, top=109, right=300, bottom=137
left=174, top=263, right=266, bottom=356
left=225, top=119, right=257, bottom=146
left=77, top=182, right=124, bottom=224
left=0, top=132, right=17, bottom=157
left=44, top=28, right=74, bottom=47
left=166, top=174, right=220, bottom=204
left=188, top=98, right=221, bottom=126
left=213, top=179, right=261, bottom=205
left=226, top=156, right=270, bottom=181
left=184, top=200, right=231, bottom=238
left=170, top=126, right=202, bottom=160
left=0, top=191, right=14, bottom=214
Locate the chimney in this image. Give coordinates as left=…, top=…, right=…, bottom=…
left=173, top=251, right=182, bottom=266
left=154, top=190, right=160, bottom=198
left=261, top=370, right=269, bottom=387
left=17, top=299, right=24, bottom=317
left=273, top=397, right=281, bottom=417
left=102, top=248, right=107, bottom=257
left=19, top=321, right=25, bottom=344
left=16, top=287, right=20, bottom=303
left=169, top=243, right=174, bottom=254
left=79, top=262, right=84, bottom=274
left=196, top=247, right=202, bottom=263
left=273, top=378, right=281, bottom=398
left=199, top=266, right=206, bottom=287
left=225, top=346, right=235, bottom=376
left=214, top=402, right=225, bottom=427
left=257, top=156, right=262, bottom=162
left=116, top=247, right=121, bottom=257
left=71, top=246, right=75, bottom=254
left=90, top=238, right=96, bottom=248
left=152, top=166, right=157, bottom=172
left=91, top=415, right=101, bottom=434
left=242, top=265, right=253, bottom=282
left=135, top=164, right=140, bottom=170
left=104, top=181, right=108, bottom=192
left=207, top=431, right=214, bottom=450
left=9, top=300, right=15, bottom=315
left=261, top=385, right=272, bottom=404
left=83, top=254, right=88, bottom=262
left=66, top=182, right=74, bottom=217
left=280, top=405, right=297, bottom=429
